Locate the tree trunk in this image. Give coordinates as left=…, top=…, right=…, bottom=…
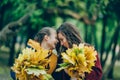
left=100, top=14, right=107, bottom=64
left=84, top=24, right=88, bottom=42
left=102, top=21, right=120, bottom=80
left=0, top=12, right=31, bottom=46
left=88, top=26, right=92, bottom=44
left=107, top=21, right=120, bottom=79
left=102, top=49, right=120, bottom=80
left=102, top=23, right=120, bottom=68
left=91, top=25, right=98, bottom=51
left=8, top=36, right=16, bottom=66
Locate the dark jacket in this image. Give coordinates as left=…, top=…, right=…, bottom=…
left=52, top=55, right=70, bottom=80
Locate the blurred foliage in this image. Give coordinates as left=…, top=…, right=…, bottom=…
left=0, top=0, right=120, bottom=79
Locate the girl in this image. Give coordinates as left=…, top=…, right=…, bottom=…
left=55, top=22, right=102, bottom=80
left=11, top=27, right=58, bottom=80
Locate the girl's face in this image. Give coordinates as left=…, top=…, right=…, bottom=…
left=58, top=32, right=69, bottom=48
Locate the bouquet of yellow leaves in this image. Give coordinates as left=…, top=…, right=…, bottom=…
left=11, top=39, right=54, bottom=80
left=56, top=43, right=97, bottom=80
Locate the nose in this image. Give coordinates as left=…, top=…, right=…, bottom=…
left=56, top=39, right=58, bottom=43
left=60, top=42, right=64, bottom=46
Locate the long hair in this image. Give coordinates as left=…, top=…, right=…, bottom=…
left=56, top=22, right=83, bottom=54
left=57, top=22, right=83, bottom=48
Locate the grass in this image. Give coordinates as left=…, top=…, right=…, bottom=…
left=103, top=54, right=120, bottom=80
left=0, top=47, right=12, bottom=80
left=113, top=61, right=120, bottom=80
left=0, top=66, right=12, bottom=80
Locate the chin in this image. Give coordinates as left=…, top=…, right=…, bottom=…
left=52, top=46, right=56, bottom=49
left=50, top=46, right=54, bottom=50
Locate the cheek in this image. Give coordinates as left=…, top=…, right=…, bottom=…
left=63, top=39, right=67, bottom=45
left=64, top=39, right=69, bottom=48
left=63, top=39, right=66, bottom=44
left=51, top=37, right=56, bottom=44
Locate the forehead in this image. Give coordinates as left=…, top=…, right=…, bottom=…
left=58, top=32, right=65, bottom=38
left=49, top=29, right=56, bottom=34
left=49, top=29, right=57, bottom=37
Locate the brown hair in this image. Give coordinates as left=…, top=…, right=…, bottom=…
left=34, top=27, right=55, bottom=43
left=57, top=22, right=83, bottom=48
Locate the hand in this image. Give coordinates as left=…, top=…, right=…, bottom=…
left=64, top=69, right=79, bottom=78
left=70, top=77, right=78, bottom=80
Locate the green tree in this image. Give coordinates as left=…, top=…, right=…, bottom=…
left=0, top=0, right=119, bottom=79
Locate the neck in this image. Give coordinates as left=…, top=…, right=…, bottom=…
left=41, top=41, right=50, bottom=50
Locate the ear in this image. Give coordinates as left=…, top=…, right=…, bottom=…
left=44, top=35, right=49, bottom=41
